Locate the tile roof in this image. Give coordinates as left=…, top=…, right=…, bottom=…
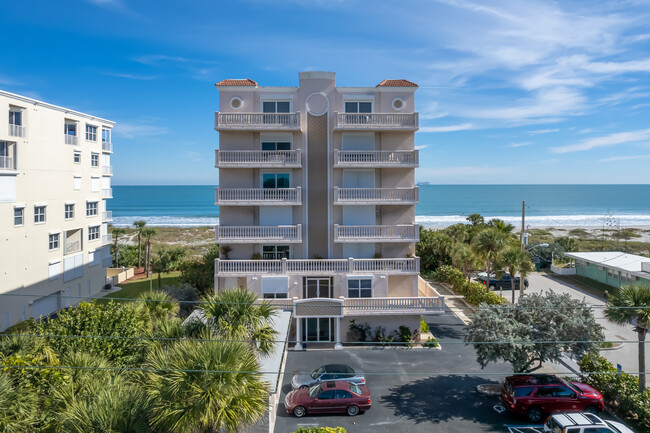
left=377, top=79, right=418, bottom=88
left=215, top=79, right=258, bottom=87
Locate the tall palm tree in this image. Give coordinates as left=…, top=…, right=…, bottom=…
left=145, top=340, right=268, bottom=433
left=141, top=227, right=157, bottom=275
left=472, top=227, right=507, bottom=294
left=201, top=289, right=278, bottom=355
left=604, top=285, right=650, bottom=391
left=452, top=243, right=481, bottom=290
left=112, top=227, right=126, bottom=267
left=498, top=246, right=535, bottom=303
left=133, top=220, right=147, bottom=269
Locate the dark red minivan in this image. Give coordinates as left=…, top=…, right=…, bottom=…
left=501, top=374, right=604, bottom=423
left=285, top=380, right=371, bottom=417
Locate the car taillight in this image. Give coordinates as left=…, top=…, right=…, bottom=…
left=361, top=378, right=365, bottom=384
left=482, top=281, right=486, bottom=285
left=367, top=398, right=371, bottom=404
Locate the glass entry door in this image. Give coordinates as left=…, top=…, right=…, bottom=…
left=302, top=318, right=333, bottom=342
left=305, top=278, right=332, bottom=299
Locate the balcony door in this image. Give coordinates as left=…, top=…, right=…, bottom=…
left=304, top=278, right=332, bottom=299
left=303, top=318, right=334, bottom=343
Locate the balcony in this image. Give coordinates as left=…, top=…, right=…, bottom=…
left=333, top=150, right=418, bottom=168
left=102, top=211, right=112, bottom=222
left=334, top=112, right=418, bottom=131
left=101, top=188, right=113, bottom=198
left=215, top=149, right=301, bottom=168
left=65, top=135, right=78, bottom=145
left=333, top=187, right=419, bottom=205
left=102, top=165, right=113, bottom=175
left=65, top=240, right=81, bottom=255
left=215, top=257, right=420, bottom=276
left=257, top=296, right=444, bottom=316
left=334, top=224, right=419, bottom=243
left=9, top=124, right=25, bottom=138
left=215, top=112, right=301, bottom=131
left=102, top=141, right=113, bottom=153
left=0, top=155, right=14, bottom=170
left=215, top=224, right=302, bottom=243
left=102, top=234, right=113, bottom=244
left=215, top=187, right=301, bottom=206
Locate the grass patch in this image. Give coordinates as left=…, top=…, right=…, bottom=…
left=600, top=341, right=614, bottom=349
left=568, top=228, right=591, bottom=238
left=100, top=271, right=181, bottom=302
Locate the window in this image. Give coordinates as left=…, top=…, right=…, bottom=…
left=88, top=226, right=100, bottom=241
left=73, top=176, right=82, bottom=190
left=65, top=204, right=75, bottom=219
left=49, top=233, right=60, bottom=250
left=262, top=173, right=290, bottom=188
left=65, top=121, right=77, bottom=136
left=0, top=141, right=15, bottom=169
left=348, top=278, right=372, bottom=298
left=262, top=101, right=290, bottom=113
left=9, top=108, right=22, bottom=126
left=86, top=125, right=97, bottom=141
left=261, top=141, right=291, bottom=151
left=345, top=101, right=372, bottom=113
left=334, top=390, right=352, bottom=399
left=513, top=386, right=535, bottom=397
left=263, top=293, right=288, bottom=299
left=91, top=153, right=99, bottom=167
left=14, top=207, right=24, bottom=226
left=34, top=206, right=46, bottom=223
left=86, top=201, right=98, bottom=216
left=74, top=151, right=81, bottom=163
left=317, top=390, right=334, bottom=400
left=552, top=387, right=575, bottom=397
left=262, top=245, right=290, bottom=259
left=102, top=128, right=111, bottom=143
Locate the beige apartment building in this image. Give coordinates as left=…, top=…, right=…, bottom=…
left=213, top=71, right=443, bottom=348
left=0, top=91, right=114, bottom=331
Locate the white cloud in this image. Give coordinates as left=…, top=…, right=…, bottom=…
left=104, top=72, right=157, bottom=80
left=415, top=145, right=428, bottom=150
left=529, top=128, right=559, bottom=135
left=419, top=123, right=474, bottom=133
left=599, top=154, right=650, bottom=162
left=114, top=122, right=168, bottom=139
left=551, top=128, right=650, bottom=153
left=509, top=142, right=532, bottom=148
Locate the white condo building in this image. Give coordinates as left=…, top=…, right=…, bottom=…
left=0, top=91, right=114, bottom=331
left=213, top=71, right=443, bottom=348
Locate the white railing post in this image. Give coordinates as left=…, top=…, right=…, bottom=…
left=281, top=257, right=288, bottom=274
left=348, top=257, right=354, bottom=273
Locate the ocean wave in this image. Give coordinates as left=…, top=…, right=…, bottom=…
left=112, top=216, right=219, bottom=227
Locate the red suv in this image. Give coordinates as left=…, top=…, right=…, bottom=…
left=284, top=380, right=371, bottom=417
left=501, top=375, right=604, bottom=423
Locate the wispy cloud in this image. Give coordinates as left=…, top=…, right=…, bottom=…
left=415, top=144, right=428, bottom=150
left=133, top=55, right=219, bottom=66
left=419, top=123, right=474, bottom=133
left=599, top=154, right=650, bottom=162
left=529, top=128, right=559, bottom=135
left=114, top=121, right=169, bottom=139
left=551, top=128, right=650, bottom=154
left=509, top=142, right=532, bottom=148
left=82, top=0, right=137, bottom=17
left=184, top=151, right=202, bottom=162
left=104, top=72, right=157, bottom=80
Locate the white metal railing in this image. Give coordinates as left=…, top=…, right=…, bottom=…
left=335, top=112, right=418, bottom=129
left=65, top=241, right=81, bottom=255
left=215, top=187, right=301, bottom=205
left=334, top=224, right=419, bottom=242
left=102, top=188, right=113, bottom=198
left=102, top=165, right=113, bottom=175
left=343, top=296, right=444, bottom=315
left=334, top=150, right=418, bottom=167
left=102, top=211, right=112, bottom=221
left=215, top=149, right=301, bottom=167
left=333, top=187, right=419, bottom=204
left=102, top=234, right=113, bottom=244
left=102, top=141, right=113, bottom=152
left=65, top=135, right=78, bottom=145
left=215, top=257, right=420, bottom=276
left=215, top=112, right=301, bottom=130
left=216, top=224, right=302, bottom=243
left=0, top=155, right=13, bottom=170
left=9, top=124, right=25, bottom=137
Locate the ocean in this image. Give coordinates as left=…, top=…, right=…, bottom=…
left=109, top=185, right=650, bottom=228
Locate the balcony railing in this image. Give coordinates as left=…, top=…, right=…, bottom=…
left=215, top=149, right=301, bottom=168
left=333, top=150, right=418, bottom=167
left=333, top=187, right=419, bottom=205
left=255, top=296, right=444, bottom=316
left=102, top=234, right=113, bottom=244
left=334, top=224, right=419, bottom=243
left=65, top=135, right=78, bottom=145
left=102, top=141, right=113, bottom=152
left=216, top=224, right=302, bottom=243
left=102, top=211, right=112, bottom=221
left=0, top=155, right=14, bottom=170
left=65, top=241, right=81, bottom=255
left=101, top=165, right=113, bottom=175
left=334, top=112, right=418, bottom=130
left=215, top=112, right=301, bottom=131
left=9, top=124, right=25, bottom=138
left=215, top=257, right=420, bottom=276
left=215, top=187, right=301, bottom=206
left=101, top=188, right=113, bottom=198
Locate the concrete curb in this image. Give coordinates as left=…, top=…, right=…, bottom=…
left=476, top=384, right=502, bottom=396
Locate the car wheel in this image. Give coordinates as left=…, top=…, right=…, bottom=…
left=489, top=285, right=496, bottom=290
left=347, top=405, right=360, bottom=416
left=585, top=405, right=600, bottom=415
left=527, top=407, right=543, bottom=423
left=293, top=406, right=306, bottom=418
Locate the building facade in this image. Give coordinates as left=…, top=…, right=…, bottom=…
left=565, top=252, right=650, bottom=289
left=213, top=72, right=443, bottom=348
left=0, top=91, right=114, bottom=331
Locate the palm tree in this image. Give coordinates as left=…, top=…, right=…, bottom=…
left=0, top=374, right=38, bottom=432
left=111, top=227, right=126, bottom=267
left=498, top=246, right=535, bottom=303
left=472, top=227, right=507, bottom=294
left=141, top=227, right=157, bottom=275
left=452, top=243, right=481, bottom=290
left=604, top=285, right=650, bottom=391
left=137, top=290, right=179, bottom=324
left=145, top=340, right=268, bottom=433
left=487, top=218, right=515, bottom=233
left=201, top=289, right=278, bottom=355
left=133, top=220, right=147, bottom=269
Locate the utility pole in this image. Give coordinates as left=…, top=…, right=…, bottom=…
left=520, top=200, right=525, bottom=250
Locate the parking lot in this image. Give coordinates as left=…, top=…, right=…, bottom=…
left=274, top=313, right=522, bottom=433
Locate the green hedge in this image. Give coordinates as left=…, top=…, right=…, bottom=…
left=433, top=265, right=507, bottom=306
left=578, top=355, right=650, bottom=432
left=292, top=428, right=346, bottom=433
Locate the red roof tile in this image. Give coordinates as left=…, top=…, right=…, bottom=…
left=215, top=79, right=258, bottom=87
left=376, top=79, right=418, bottom=88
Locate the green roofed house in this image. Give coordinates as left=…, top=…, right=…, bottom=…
left=564, top=252, right=650, bottom=289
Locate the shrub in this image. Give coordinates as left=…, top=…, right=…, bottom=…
left=162, top=283, right=199, bottom=318
left=423, top=336, right=439, bottom=348
left=434, top=265, right=507, bottom=306
left=420, top=317, right=429, bottom=334
left=347, top=320, right=372, bottom=342
left=395, top=326, right=412, bottom=346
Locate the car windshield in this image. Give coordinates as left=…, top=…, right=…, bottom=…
left=308, top=384, right=322, bottom=398
left=310, top=367, right=325, bottom=379
left=349, top=383, right=362, bottom=395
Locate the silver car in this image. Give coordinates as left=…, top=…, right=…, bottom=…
left=291, top=364, right=365, bottom=389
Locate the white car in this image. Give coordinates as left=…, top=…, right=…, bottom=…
left=543, top=412, right=635, bottom=433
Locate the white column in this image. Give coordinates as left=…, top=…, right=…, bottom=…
left=294, top=317, right=304, bottom=350
left=334, top=317, right=343, bottom=350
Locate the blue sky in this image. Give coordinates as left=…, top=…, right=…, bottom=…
left=2, top=0, right=650, bottom=185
